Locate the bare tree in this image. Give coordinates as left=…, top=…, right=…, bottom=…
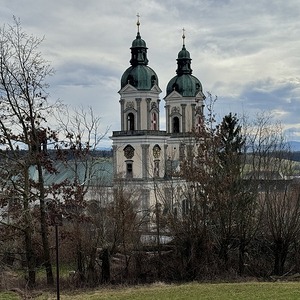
left=166, top=94, right=223, bottom=278
left=243, top=113, right=300, bottom=276
left=51, top=106, right=108, bottom=285
left=265, top=181, right=300, bottom=275
left=0, top=18, right=59, bottom=286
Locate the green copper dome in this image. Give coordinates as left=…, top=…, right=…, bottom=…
left=121, top=65, right=158, bottom=90
left=131, top=32, right=147, bottom=48
left=178, top=45, right=191, bottom=59
left=166, top=74, right=202, bottom=97
left=166, top=43, right=202, bottom=97
left=121, top=30, right=158, bottom=90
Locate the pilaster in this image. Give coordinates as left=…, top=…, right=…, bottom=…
left=141, top=144, right=150, bottom=179
left=112, top=145, right=118, bottom=176
left=136, top=98, right=142, bottom=130
left=191, top=103, right=196, bottom=130
left=120, top=99, right=125, bottom=130
left=165, top=105, right=170, bottom=133
left=146, top=98, right=151, bottom=130
left=181, top=104, right=187, bottom=132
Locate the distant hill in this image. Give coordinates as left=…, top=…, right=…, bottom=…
left=288, top=141, right=300, bottom=152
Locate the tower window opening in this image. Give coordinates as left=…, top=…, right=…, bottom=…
left=127, top=75, right=134, bottom=86
left=196, top=116, right=202, bottom=132
left=173, top=116, right=180, bottom=133
left=172, top=83, right=178, bottom=92
left=151, top=112, right=157, bottom=130
left=127, top=113, right=135, bottom=131
left=151, top=75, right=157, bottom=86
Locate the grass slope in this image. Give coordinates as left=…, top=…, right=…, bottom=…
left=0, top=291, right=19, bottom=300
left=10, top=281, right=297, bottom=300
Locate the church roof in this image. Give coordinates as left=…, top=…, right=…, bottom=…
left=29, top=157, right=113, bottom=187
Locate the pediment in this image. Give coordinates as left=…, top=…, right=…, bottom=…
left=150, top=84, right=162, bottom=93
left=119, top=83, right=162, bottom=95
left=164, top=90, right=182, bottom=101
left=118, top=83, right=137, bottom=94
left=195, top=90, right=206, bottom=99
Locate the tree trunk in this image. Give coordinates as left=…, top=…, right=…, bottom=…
left=101, top=248, right=110, bottom=283
left=24, top=228, right=36, bottom=287
left=40, top=206, right=54, bottom=285
left=86, top=245, right=98, bottom=287
left=273, top=239, right=288, bottom=276
left=37, top=162, right=54, bottom=285
left=24, top=169, right=36, bottom=287
left=183, top=239, right=194, bottom=280
left=238, top=239, right=246, bottom=276
left=77, top=240, right=85, bottom=283
left=219, top=239, right=230, bottom=270
left=155, top=203, right=162, bottom=280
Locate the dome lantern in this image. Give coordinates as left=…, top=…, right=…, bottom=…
left=120, top=16, right=159, bottom=91
left=166, top=30, right=202, bottom=97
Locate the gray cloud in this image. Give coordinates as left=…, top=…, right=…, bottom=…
left=1, top=0, right=300, bottom=146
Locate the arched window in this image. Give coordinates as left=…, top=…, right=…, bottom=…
left=151, top=112, right=157, bottom=130
left=172, top=83, right=179, bottom=92
left=127, top=113, right=135, bottom=131
left=127, top=75, right=134, bottom=86
left=151, top=75, right=157, bottom=86
left=173, top=116, right=180, bottom=133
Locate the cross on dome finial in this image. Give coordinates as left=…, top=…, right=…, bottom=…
left=182, top=28, right=186, bottom=46
left=137, top=13, right=140, bottom=32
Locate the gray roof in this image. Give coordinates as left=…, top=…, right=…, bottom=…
left=29, top=158, right=113, bottom=187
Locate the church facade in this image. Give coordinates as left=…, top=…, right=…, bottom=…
left=111, top=21, right=205, bottom=213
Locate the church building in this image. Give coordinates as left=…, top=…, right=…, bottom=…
left=111, top=18, right=206, bottom=213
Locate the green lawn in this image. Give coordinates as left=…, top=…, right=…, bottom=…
left=0, top=291, right=19, bottom=300
left=2, top=281, right=300, bottom=300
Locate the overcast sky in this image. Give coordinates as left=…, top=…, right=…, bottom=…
left=2, top=0, right=300, bottom=147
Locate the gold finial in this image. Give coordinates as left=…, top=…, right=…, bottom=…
left=137, top=13, right=140, bottom=32
left=182, top=28, right=186, bottom=46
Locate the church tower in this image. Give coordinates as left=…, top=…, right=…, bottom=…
left=111, top=17, right=167, bottom=182
left=164, top=30, right=206, bottom=161
left=119, top=18, right=161, bottom=132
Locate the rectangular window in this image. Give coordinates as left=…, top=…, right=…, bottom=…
left=126, top=162, right=133, bottom=178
